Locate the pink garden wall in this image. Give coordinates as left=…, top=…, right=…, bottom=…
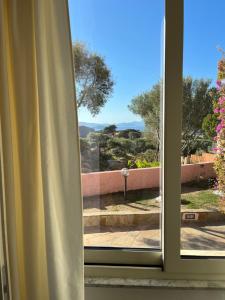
left=81, top=162, right=215, bottom=197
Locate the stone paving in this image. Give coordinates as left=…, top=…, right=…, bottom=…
left=84, top=223, right=225, bottom=251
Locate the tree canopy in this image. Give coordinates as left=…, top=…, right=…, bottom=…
left=128, top=82, right=161, bottom=157
left=117, top=129, right=142, bottom=139
left=73, top=42, right=114, bottom=116
left=129, top=77, right=214, bottom=155
left=181, top=77, right=213, bottom=154
left=103, top=124, right=117, bottom=134
left=202, top=88, right=219, bottom=139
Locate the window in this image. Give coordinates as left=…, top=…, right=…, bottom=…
left=68, top=0, right=225, bottom=278
left=180, top=0, right=225, bottom=256
left=69, top=0, right=163, bottom=265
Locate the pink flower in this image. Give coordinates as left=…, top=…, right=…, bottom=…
left=217, top=80, right=222, bottom=90
left=212, top=147, right=219, bottom=151
left=214, top=108, right=220, bottom=113
left=212, top=147, right=223, bottom=154
left=217, top=80, right=222, bottom=86
left=221, top=108, right=225, bottom=113
left=216, top=123, right=225, bottom=133
left=218, top=97, right=225, bottom=105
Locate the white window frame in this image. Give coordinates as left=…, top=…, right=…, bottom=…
left=83, top=0, right=225, bottom=280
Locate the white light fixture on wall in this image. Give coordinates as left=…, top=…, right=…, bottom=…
left=121, top=168, right=129, bottom=201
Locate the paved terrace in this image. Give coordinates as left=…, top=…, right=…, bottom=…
left=84, top=223, right=225, bottom=252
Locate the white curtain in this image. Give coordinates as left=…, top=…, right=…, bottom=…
left=0, top=0, right=84, bottom=299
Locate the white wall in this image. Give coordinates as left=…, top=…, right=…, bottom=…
left=85, top=287, right=225, bottom=300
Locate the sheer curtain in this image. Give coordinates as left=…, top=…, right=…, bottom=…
left=0, top=0, right=84, bottom=299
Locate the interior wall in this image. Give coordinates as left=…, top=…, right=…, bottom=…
left=85, top=287, right=225, bottom=300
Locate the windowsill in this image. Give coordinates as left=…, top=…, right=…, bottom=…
left=85, top=277, right=225, bottom=290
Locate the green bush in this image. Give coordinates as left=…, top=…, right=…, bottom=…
left=117, top=129, right=141, bottom=139
left=128, top=159, right=159, bottom=169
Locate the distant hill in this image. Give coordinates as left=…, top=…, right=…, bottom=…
left=79, top=125, right=95, bottom=137
left=79, top=122, right=108, bottom=131
left=79, top=121, right=144, bottom=131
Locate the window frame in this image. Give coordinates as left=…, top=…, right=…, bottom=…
left=83, top=0, right=225, bottom=279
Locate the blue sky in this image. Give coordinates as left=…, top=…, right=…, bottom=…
left=68, top=0, right=225, bottom=124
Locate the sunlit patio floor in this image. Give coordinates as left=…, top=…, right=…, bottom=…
left=84, top=222, right=225, bottom=252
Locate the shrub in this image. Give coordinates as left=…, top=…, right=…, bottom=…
left=117, top=129, right=141, bottom=139
left=128, top=159, right=159, bottom=169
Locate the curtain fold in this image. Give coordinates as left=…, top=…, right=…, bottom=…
left=0, top=0, right=84, bottom=299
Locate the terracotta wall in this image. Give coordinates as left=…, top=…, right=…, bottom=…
left=81, top=162, right=215, bottom=197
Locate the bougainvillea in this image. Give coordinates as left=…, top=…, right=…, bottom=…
left=213, top=57, right=225, bottom=212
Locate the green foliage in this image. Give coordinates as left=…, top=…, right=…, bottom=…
left=80, top=130, right=160, bottom=172
left=106, top=137, right=155, bottom=158
left=106, top=137, right=121, bottom=148
left=149, top=161, right=160, bottom=167
left=98, top=151, right=112, bottom=171
left=73, top=42, right=114, bottom=115
left=128, top=83, right=160, bottom=155
left=129, top=77, right=214, bottom=156
left=132, top=138, right=154, bottom=154
left=117, top=129, right=142, bottom=139
left=181, top=138, right=212, bottom=156
left=79, top=137, right=90, bottom=153
left=87, top=132, right=110, bottom=148
left=202, top=88, right=219, bottom=139
left=103, top=124, right=117, bottom=134
left=80, top=135, right=114, bottom=172
left=107, top=138, right=134, bottom=160
left=135, top=159, right=152, bottom=168
left=128, top=159, right=159, bottom=169
left=141, top=149, right=159, bottom=161
left=202, top=113, right=218, bottom=139
left=182, top=78, right=213, bottom=155
left=127, top=148, right=160, bottom=169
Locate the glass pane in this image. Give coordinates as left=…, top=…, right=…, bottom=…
left=181, top=0, right=225, bottom=255
left=68, top=0, right=164, bottom=249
